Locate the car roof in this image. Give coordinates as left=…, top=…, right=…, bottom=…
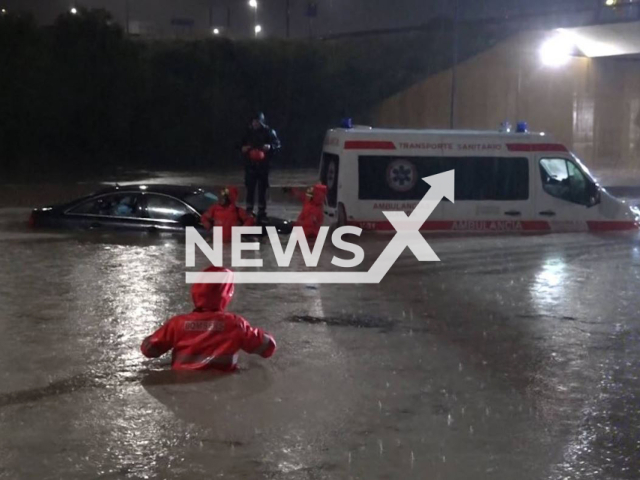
left=92, top=184, right=209, bottom=199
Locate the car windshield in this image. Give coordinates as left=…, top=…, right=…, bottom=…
left=182, top=191, right=219, bottom=213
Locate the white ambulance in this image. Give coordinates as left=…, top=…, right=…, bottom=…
left=319, top=126, right=639, bottom=233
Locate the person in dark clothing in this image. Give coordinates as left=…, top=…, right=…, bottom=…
left=241, top=112, right=281, bottom=221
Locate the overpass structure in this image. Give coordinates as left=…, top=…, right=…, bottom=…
left=557, top=21, right=640, bottom=58
left=372, top=18, right=640, bottom=182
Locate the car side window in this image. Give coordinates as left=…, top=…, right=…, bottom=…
left=69, top=193, right=143, bottom=217
left=540, top=158, right=590, bottom=205
left=145, top=194, right=191, bottom=221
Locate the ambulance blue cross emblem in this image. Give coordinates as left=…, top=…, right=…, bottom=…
left=387, top=159, right=417, bottom=192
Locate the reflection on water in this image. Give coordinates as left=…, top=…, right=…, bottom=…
left=68, top=242, right=184, bottom=479
left=531, top=256, right=568, bottom=316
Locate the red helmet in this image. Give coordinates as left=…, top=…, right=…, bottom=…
left=249, top=149, right=266, bottom=162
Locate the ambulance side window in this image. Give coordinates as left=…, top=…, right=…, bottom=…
left=358, top=156, right=528, bottom=201
left=539, top=158, right=590, bottom=205
left=441, top=157, right=529, bottom=201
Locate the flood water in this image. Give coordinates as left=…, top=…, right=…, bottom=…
left=1, top=170, right=640, bottom=479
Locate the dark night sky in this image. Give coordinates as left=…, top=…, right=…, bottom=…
left=3, top=0, right=597, bottom=38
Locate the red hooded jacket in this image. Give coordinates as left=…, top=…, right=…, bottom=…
left=290, top=184, right=327, bottom=239
left=201, top=187, right=254, bottom=242
left=140, top=267, right=276, bottom=372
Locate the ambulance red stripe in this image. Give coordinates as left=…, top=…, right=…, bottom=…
left=344, top=140, right=396, bottom=150
left=506, top=143, right=568, bottom=152
left=348, top=220, right=548, bottom=231
left=586, top=221, right=638, bottom=231
left=347, top=220, right=637, bottom=232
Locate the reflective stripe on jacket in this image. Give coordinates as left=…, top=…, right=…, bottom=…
left=141, top=312, right=276, bottom=371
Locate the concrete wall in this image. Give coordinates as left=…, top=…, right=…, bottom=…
left=372, top=31, right=640, bottom=181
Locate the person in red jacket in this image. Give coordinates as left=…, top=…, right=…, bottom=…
left=140, top=266, right=276, bottom=372
left=201, top=187, right=254, bottom=242
left=283, top=184, right=327, bottom=239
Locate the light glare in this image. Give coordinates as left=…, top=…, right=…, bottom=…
left=255, top=24, right=262, bottom=34
left=540, top=33, right=574, bottom=67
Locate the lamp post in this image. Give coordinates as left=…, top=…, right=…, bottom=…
left=449, top=0, right=460, bottom=130
left=286, top=0, right=291, bottom=38
left=249, top=0, right=258, bottom=37
left=125, top=0, right=130, bottom=35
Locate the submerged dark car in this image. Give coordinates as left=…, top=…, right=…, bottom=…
left=29, top=184, right=218, bottom=232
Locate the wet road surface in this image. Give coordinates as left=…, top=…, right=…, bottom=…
left=1, top=177, right=640, bottom=479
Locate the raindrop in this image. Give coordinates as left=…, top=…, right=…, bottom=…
left=447, top=414, right=453, bottom=426
left=348, top=452, right=352, bottom=465
left=411, top=451, right=415, bottom=469
left=378, top=400, right=382, bottom=412
left=469, top=425, right=474, bottom=435
left=458, top=363, right=463, bottom=372
left=378, top=439, right=384, bottom=456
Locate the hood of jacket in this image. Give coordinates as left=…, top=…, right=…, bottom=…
left=191, top=266, right=235, bottom=312
left=226, top=186, right=239, bottom=205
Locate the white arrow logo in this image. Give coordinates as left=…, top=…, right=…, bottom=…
left=366, top=169, right=455, bottom=280
left=187, top=170, right=454, bottom=284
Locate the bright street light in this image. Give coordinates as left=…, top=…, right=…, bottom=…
left=248, top=0, right=258, bottom=8
left=1, top=8, right=6, bottom=14
left=605, top=0, right=617, bottom=5
left=540, top=31, right=575, bottom=67
left=70, top=7, right=78, bottom=15
left=254, top=24, right=262, bottom=34
left=213, top=28, right=220, bottom=35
